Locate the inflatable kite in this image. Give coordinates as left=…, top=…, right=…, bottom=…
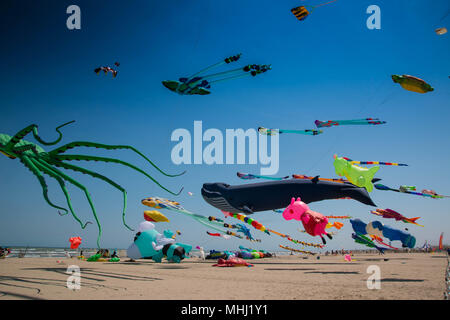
left=162, top=54, right=270, bottom=95
left=142, top=197, right=243, bottom=238
left=374, top=183, right=444, bottom=199
left=258, top=127, right=323, bottom=136
left=333, top=155, right=379, bottom=192
left=144, top=210, right=170, bottom=222
left=350, top=218, right=416, bottom=248
left=352, top=232, right=387, bottom=254
left=291, top=0, right=338, bottom=21
left=391, top=75, right=434, bottom=93
left=69, top=236, right=82, bottom=249
left=212, top=257, right=254, bottom=267
left=0, top=247, right=11, bottom=259
left=0, top=121, right=185, bottom=248
left=439, top=232, right=444, bottom=250
left=237, top=172, right=289, bottom=181
left=315, top=118, right=386, bottom=128
left=371, top=208, right=423, bottom=227
left=344, top=254, right=356, bottom=262
left=94, top=62, right=119, bottom=78
left=282, top=197, right=332, bottom=244
left=435, top=27, right=447, bottom=35
left=201, top=179, right=376, bottom=215
left=127, top=221, right=192, bottom=262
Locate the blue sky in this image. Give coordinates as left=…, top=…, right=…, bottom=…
left=0, top=0, right=449, bottom=252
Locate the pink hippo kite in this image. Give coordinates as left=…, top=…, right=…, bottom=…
left=282, top=197, right=333, bottom=245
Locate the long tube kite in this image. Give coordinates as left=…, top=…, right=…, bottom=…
left=279, top=244, right=316, bottom=255
left=258, top=127, right=322, bottom=136
left=342, top=157, right=408, bottom=167
left=374, top=183, right=445, bottom=199
left=162, top=54, right=271, bottom=95
left=315, top=118, right=386, bottom=128
left=292, top=174, right=348, bottom=184
left=237, top=172, right=289, bottom=181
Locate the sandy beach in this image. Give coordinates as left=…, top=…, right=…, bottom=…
left=0, top=252, right=447, bottom=300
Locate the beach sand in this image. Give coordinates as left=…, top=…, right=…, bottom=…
left=0, top=252, right=447, bottom=300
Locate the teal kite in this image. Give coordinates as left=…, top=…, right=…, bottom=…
left=162, top=54, right=271, bottom=95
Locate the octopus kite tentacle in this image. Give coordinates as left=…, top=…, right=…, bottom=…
left=47, top=159, right=133, bottom=231
left=5, top=121, right=74, bottom=149
left=1, top=122, right=186, bottom=249
left=53, top=154, right=184, bottom=196
left=32, top=158, right=92, bottom=228
left=20, top=156, right=70, bottom=216
left=49, top=141, right=186, bottom=177
left=37, top=161, right=104, bottom=248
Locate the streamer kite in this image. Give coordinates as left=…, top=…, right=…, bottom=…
left=342, top=157, right=408, bottom=167
left=370, top=208, right=423, bottom=227
left=292, top=174, right=348, bottom=184
left=207, top=231, right=231, bottom=239
left=258, top=127, right=323, bottom=136
left=279, top=244, right=316, bottom=255
left=221, top=210, right=323, bottom=248
left=0, top=121, right=185, bottom=248
left=162, top=54, right=270, bottom=95
left=352, top=233, right=387, bottom=254
left=237, top=172, right=289, bottom=181
left=315, top=118, right=386, bottom=128
left=374, top=183, right=444, bottom=199
left=142, top=197, right=242, bottom=238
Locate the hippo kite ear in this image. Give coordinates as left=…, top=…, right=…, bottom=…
left=296, top=197, right=301, bottom=202
left=291, top=197, right=295, bottom=204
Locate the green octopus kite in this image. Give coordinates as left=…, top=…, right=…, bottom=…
left=0, top=121, right=185, bottom=248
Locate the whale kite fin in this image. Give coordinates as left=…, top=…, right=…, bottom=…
left=312, top=176, right=320, bottom=184
left=240, top=205, right=254, bottom=215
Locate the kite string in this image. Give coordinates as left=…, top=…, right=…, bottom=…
left=314, top=0, right=338, bottom=9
